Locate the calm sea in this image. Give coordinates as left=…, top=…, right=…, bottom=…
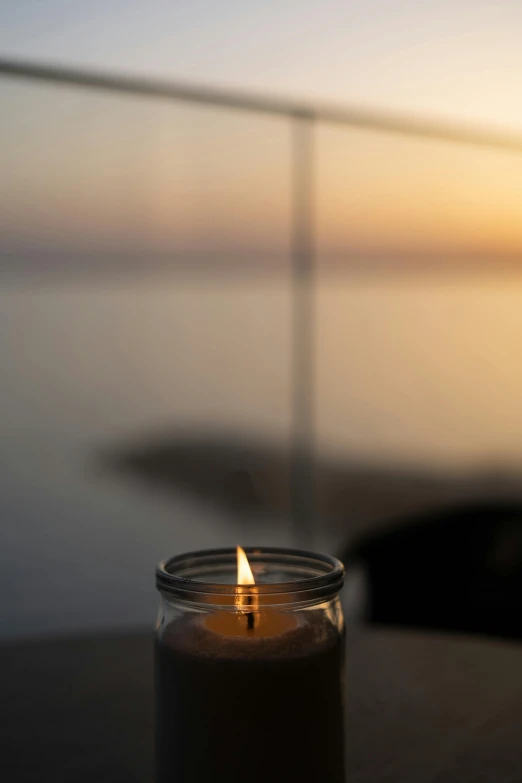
left=2, top=274, right=522, bottom=638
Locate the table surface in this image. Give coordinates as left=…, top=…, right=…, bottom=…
left=1, top=627, right=522, bottom=783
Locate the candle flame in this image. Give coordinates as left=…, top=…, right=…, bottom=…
left=236, top=546, right=255, bottom=585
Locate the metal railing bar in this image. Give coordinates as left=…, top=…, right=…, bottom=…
left=2, top=57, right=522, bottom=153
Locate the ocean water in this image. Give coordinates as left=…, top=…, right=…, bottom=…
left=2, top=274, right=522, bottom=638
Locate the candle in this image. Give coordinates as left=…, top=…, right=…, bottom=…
left=155, top=547, right=345, bottom=783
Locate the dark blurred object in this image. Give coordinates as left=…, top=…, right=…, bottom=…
left=100, top=432, right=291, bottom=521
left=342, top=501, right=522, bottom=641
left=99, top=431, right=522, bottom=541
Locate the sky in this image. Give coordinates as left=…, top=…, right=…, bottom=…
left=2, top=1, right=522, bottom=129
left=2, top=1, right=522, bottom=268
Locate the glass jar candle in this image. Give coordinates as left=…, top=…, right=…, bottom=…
left=155, top=546, right=345, bottom=783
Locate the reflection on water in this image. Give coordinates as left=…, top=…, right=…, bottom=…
left=2, top=274, right=522, bottom=638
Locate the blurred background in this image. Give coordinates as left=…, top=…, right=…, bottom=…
left=1, top=1, right=522, bottom=641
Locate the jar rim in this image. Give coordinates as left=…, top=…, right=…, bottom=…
left=156, top=546, right=344, bottom=606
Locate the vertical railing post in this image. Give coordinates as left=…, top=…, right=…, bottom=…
left=290, top=112, right=316, bottom=545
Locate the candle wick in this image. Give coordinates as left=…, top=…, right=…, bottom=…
left=242, top=590, right=256, bottom=631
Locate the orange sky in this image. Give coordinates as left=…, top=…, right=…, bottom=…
left=3, top=2, right=522, bottom=267
left=3, top=77, right=522, bottom=268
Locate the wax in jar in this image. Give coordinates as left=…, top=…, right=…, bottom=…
left=155, top=608, right=345, bottom=783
